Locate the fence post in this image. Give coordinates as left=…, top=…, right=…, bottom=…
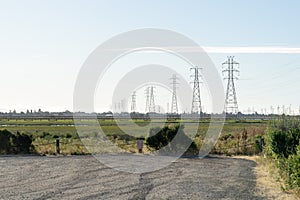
left=56, top=139, right=60, bottom=154
left=260, top=137, right=265, bottom=155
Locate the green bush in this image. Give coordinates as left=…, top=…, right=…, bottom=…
left=264, top=117, right=300, bottom=191
left=146, top=124, right=199, bottom=156
left=282, top=145, right=300, bottom=190
left=0, top=130, right=34, bottom=154
left=265, top=126, right=300, bottom=158
left=40, top=132, right=51, bottom=139
left=0, top=130, right=13, bottom=153
left=12, top=132, right=33, bottom=153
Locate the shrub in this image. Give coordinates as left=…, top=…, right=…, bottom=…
left=264, top=117, right=300, bottom=192
left=12, top=132, right=33, bottom=153
left=282, top=145, right=300, bottom=190
left=0, top=130, right=13, bottom=153
left=40, top=132, right=51, bottom=139
left=265, top=126, right=300, bottom=158
left=146, top=124, right=199, bottom=156
left=0, top=130, right=34, bottom=154
left=220, top=133, right=234, bottom=141
left=53, top=135, right=59, bottom=139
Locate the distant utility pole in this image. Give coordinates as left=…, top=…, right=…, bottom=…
left=121, top=99, right=126, bottom=113
left=145, top=87, right=150, bottom=113
left=167, top=103, right=169, bottom=113
left=170, top=74, right=179, bottom=114
left=270, top=106, right=274, bottom=114
left=247, top=107, right=251, bottom=114
left=130, top=91, right=136, bottom=113
left=114, top=103, right=117, bottom=113
left=222, top=56, right=240, bottom=114
left=149, top=86, right=156, bottom=112
left=145, top=86, right=156, bottom=113
left=118, top=102, right=121, bottom=113
left=191, top=66, right=202, bottom=114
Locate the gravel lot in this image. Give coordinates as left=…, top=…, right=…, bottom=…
left=0, top=155, right=264, bottom=200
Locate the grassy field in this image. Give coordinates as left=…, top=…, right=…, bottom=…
left=0, top=119, right=268, bottom=155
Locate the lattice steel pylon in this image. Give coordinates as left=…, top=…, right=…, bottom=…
left=145, top=86, right=156, bottom=113
left=145, top=87, right=150, bottom=113
left=170, top=74, right=179, bottom=114
left=191, top=66, right=202, bottom=114
left=222, top=56, right=240, bottom=114
left=149, top=86, right=156, bottom=112
left=130, top=91, right=136, bottom=113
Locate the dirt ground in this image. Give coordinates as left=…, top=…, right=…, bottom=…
left=0, top=155, right=294, bottom=200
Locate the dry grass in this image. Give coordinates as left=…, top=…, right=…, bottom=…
left=33, top=137, right=151, bottom=155
left=234, top=156, right=299, bottom=200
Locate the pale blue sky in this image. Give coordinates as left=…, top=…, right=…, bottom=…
left=0, top=0, right=300, bottom=113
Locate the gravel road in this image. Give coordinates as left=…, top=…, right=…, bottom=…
left=0, top=155, right=264, bottom=200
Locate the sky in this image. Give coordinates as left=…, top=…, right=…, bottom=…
left=0, top=0, right=300, bottom=114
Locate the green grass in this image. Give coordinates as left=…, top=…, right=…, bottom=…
left=0, top=119, right=268, bottom=155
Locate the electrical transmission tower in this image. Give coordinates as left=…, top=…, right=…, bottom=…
left=270, top=106, right=274, bottom=114
left=149, top=86, right=156, bottom=112
left=170, top=74, right=179, bottom=114
left=121, top=99, right=126, bottom=113
left=145, top=87, right=150, bottom=113
left=145, top=86, right=156, bottom=113
left=191, top=66, right=202, bottom=114
left=222, top=56, right=240, bottom=114
left=130, top=91, right=136, bottom=113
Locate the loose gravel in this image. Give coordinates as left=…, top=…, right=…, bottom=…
left=0, top=155, right=264, bottom=200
